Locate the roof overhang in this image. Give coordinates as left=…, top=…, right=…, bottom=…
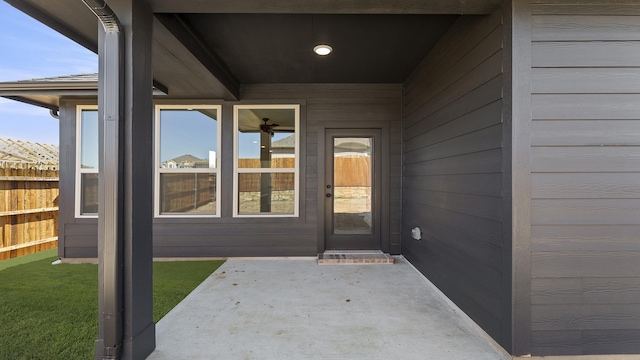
left=0, top=74, right=166, bottom=111
left=4, top=0, right=503, bottom=103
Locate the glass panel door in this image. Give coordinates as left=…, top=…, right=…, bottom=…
left=324, top=129, right=381, bottom=250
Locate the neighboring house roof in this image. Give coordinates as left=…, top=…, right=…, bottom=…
left=0, top=73, right=166, bottom=111
left=169, top=154, right=204, bottom=164
left=0, top=138, right=59, bottom=170
left=335, top=138, right=371, bottom=153
left=272, top=134, right=295, bottom=149
left=162, top=154, right=209, bottom=168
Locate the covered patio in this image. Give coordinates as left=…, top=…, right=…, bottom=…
left=4, top=0, right=640, bottom=358
left=148, top=258, right=508, bottom=360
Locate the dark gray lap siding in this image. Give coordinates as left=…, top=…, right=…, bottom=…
left=530, top=1, right=640, bottom=356
left=59, top=84, right=402, bottom=257
left=401, top=9, right=509, bottom=350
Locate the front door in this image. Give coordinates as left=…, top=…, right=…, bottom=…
left=324, top=129, right=381, bottom=250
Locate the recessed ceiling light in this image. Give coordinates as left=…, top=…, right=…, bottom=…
left=313, top=44, right=333, bottom=56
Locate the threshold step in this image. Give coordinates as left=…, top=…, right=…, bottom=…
left=317, top=251, right=394, bottom=265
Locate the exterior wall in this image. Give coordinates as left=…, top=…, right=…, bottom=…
left=241, top=84, right=403, bottom=255
left=401, top=9, right=511, bottom=350
left=58, top=99, right=98, bottom=258
left=58, top=84, right=402, bottom=257
left=529, top=2, right=640, bottom=356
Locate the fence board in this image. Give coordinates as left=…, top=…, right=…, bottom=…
left=0, top=168, right=59, bottom=259
left=237, top=157, right=371, bottom=190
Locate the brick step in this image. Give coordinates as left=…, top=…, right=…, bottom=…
left=317, top=251, right=394, bottom=265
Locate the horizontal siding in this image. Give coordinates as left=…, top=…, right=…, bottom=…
left=532, top=173, right=640, bottom=199
left=532, top=15, right=640, bottom=41
left=532, top=225, right=640, bottom=252
left=404, top=100, right=503, bottom=152
left=532, top=68, right=640, bottom=94
left=531, top=304, right=640, bottom=331
left=404, top=149, right=503, bottom=176
left=532, top=42, right=640, bottom=67
left=403, top=173, right=503, bottom=197
left=532, top=199, right=640, bottom=225
left=531, top=147, right=640, bottom=173
left=531, top=330, right=640, bottom=356
left=532, top=277, right=640, bottom=305
left=408, top=204, right=504, bottom=270
left=532, top=251, right=640, bottom=278
left=532, top=2, right=640, bottom=16
left=402, top=9, right=509, bottom=351
left=409, top=189, right=503, bottom=222
left=531, top=120, right=640, bottom=146
left=59, top=85, right=402, bottom=257
left=530, top=1, right=640, bottom=356
left=532, top=94, right=640, bottom=120
left=404, top=75, right=504, bottom=140
left=404, top=124, right=503, bottom=164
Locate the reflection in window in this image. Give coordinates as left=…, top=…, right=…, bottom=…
left=160, top=173, right=217, bottom=213
left=333, top=138, right=373, bottom=234
left=76, top=107, right=98, bottom=216
left=159, top=108, right=218, bottom=169
left=238, top=173, right=295, bottom=214
left=156, top=106, right=221, bottom=216
left=234, top=106, right=299, bottom=216
left=80, top=173, right=99, bottom=214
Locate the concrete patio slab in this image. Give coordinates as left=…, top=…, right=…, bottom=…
left=148, top=257, right=508, bottom=360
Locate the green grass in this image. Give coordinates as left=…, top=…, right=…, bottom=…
left=0, top=252, right=224, bottom=360
left=0, top=249, right=58, bottom=272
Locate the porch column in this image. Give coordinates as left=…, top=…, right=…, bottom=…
left=91, top=0, right=155, bottom=358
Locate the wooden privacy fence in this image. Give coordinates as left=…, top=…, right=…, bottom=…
left=0, top=168, right=59, bottom=260
left=237, top=157, right=371, bottom=192
left=238, top=158, right=295, bottom=192
left=160, top=173, right=215, bottom=213
left=333, top=157, right=371, bottom=187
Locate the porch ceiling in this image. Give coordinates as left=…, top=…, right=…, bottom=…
left=5, top=0, right=501, bottom=101
left=165, top=13, right=458, bottom=84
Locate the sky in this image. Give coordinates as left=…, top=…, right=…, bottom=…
left=0, top=1, right=98, bottom=145
left=0, top=3, right=291, bottom=158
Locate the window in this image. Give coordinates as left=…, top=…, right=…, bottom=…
left=233, top=105, right=299, bottom=217
left=155, top=105, right=221, bottom=217
left=76, top=106, right=99, bottom=217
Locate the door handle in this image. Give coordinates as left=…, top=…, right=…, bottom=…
left=326, top=193, right=332, bottom=198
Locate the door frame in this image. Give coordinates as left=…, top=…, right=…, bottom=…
left=317, top=121, right=390, bottom=254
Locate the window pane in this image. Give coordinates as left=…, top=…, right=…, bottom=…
left=81, top=110, right=99, bottom=170
left=160, top=173, right=217, bottom=214
left=81, top=173, right=99, bottom=214
left=237, top=108, right=295, bottom=169
left=238, top=172, right=295, bottom=214
left=333, top=137, right=373, bottom=234
left=160, top=109, right=218, bottom=169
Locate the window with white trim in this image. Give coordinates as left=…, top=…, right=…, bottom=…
left=76, top=106, right=99, bottom=217
left=155, top=105, right=221, bottom=217
left=233, top=105, right=299, bottom=217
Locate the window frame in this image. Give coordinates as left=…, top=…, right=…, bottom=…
left=154, top=104, right=222, bottom=218
left=233, top=104, right=300, bottom=218
left=75, top=105, right=99, bottom=218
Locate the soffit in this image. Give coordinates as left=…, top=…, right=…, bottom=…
left=6, top=0, right=501, bottom=100
left=149, top=0, right=502, bottom=14
left=179, top=13, right=458, bottom=84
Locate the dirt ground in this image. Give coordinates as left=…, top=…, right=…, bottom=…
left=180, top=187, right=371, bottom=215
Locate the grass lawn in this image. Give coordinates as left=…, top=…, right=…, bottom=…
left=0, top=251, right=224, bottom=360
